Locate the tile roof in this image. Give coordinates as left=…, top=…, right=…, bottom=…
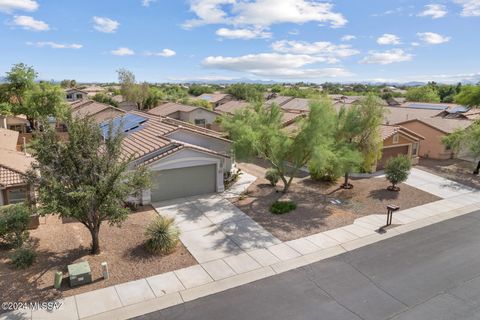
left=383, top=106, right=443, bottom=125
left=380, top=125, right=424, bottom=141
left=265, top=95, right=294, bottom=106
left=399, top=117, right=474, bottom=134
left=71, top=100, right=125, bottom=123
left=148, top=102, right=199, bottom=116
left=280, top=98, right=310, bottom=112
left=215, top=100, right=250, bottom=114
left=0, top=148, right=33, bottom=187
left=196, top=93, right=231, bottom=103
left=0, top=166, right=26, bottom=187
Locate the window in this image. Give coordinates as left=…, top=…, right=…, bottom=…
left=76, top=93, right=83, bottom=99
left=412, top=142, right=419, bottom=156
left=393, top=133, right=399, bottom=144
left=194, top=119, right=206, bottom=127
left=7, top=188, right=27, bottom=204
left=9, top=124, right=24, bottom=133
left=66, top=93, right=73, bottom=99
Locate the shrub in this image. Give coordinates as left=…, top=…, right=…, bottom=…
left=0, top=203, right=31, bottom=248
left=308, top=162, right=340, bottom=182
left=265, top=168, right=280, bottom=186
left=270, top=201, right=297, bottom=215
left=144, top=216, right=180, bottom=254
left=10, top=247, right=37, bottom=269
left=385, top=155, right=412, bottom=191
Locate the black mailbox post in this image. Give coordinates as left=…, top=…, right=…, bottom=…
left=386, top=205, right=400, bottom=226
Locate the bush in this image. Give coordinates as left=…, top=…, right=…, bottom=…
left=270, top=201, right=297, bottom=215
left=385, top=155, right=412, bottom=191
left=265, top=168, right=280, bottom=186
left=308, top=162, right=340, bottom=181
left=144, top=216, right=180, bottom=254
left=0, top=203, right=31, bottom=248
left=10, top=247, right=36, bottom=269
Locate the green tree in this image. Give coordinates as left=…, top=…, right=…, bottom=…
left=60, top=79, right=76, bottom=88
left=92, top=93, right=119, bottom=107
left=454, top=85, right=480, bottom=107
left=384, top=155, right=412, bottom=191
left=406, top=86, right=440, bottom=103
left=117, top=69, right=151, bottom=109
left=226, top=84, right=265, bottom=102
left=0, top=64, right=66, bottom=129
left=221, top=100, right=335, bottom=193
left=29, top=116, right=150, bottom=254
left=188, top=84, right=214, bottom=96
left=443, top=121, right=480, bottom=174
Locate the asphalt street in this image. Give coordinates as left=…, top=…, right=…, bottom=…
left=135, top=210, right=480, bottom=320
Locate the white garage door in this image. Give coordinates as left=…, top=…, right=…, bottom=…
left=150, top=164, right=217, bottom=202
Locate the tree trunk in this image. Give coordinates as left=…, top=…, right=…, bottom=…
left=89, top=226, right=101, bottom=255
left=474, top=160, right=480, bottom=175
left=280, top=175, right=290, bottom=193
left=342, top=172, right=352, bottom=189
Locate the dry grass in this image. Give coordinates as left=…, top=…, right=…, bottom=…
left=0, top=207, right=196, bottom=306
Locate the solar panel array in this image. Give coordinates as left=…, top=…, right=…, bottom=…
left=407, top=103, right=447, bottom=110
left=100, top=114, right=148, bottom=138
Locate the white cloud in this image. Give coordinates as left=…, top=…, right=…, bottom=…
left=183, top=0, right=347, bottom=29
left=111, top=47, right=135, bottom=56
left=271, top=40, right=359, bottom=63
left=216, top=27, right=272, bottom=39
left=145, top=48, right=176, bottom=57
left=12, top=15, right=48, bottom=31
left=202, top=53, right=352, bottom=79
left=93, top=16, right=119, bottom=33
left=26, top=41, right=82, bottom=49
left=141, top=0, right=156, bottom=6
left=417, top=32, right=451, bottom=44
left=341, top=35, right=356, bottom=41
left=0, top=0, right=38, bottom=13
left=454, top=0, right=480, bottom=16
left=377, top=33, right=401, bottom=45
left=361, top=49, right=413, bottom=64
left=411, top=42, right=420, bottom=46
left=418, top=4, right=447, bottom=18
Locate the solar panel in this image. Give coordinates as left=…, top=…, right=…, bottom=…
left=407, top=103, right=447, bottom=110
left=448, top=106, right=468, bottom=114
left=100, top=114, right=148, bottom=138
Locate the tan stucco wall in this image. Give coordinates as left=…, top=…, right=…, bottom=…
left=400, top=121, right=453, bottom=160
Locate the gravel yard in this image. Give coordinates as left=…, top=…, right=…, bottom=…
left=417, top=158, right=480, bottom=189
left=0, top=207, right=196, bottom=306
left=231, top=176, right=441, bottom=241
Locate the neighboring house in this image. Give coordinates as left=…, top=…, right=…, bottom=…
left=65, top=88, right=88, bottom=102
left=386, top=97, right=407, bottom=106
left=148, top=102, right=220, bottom=129
left=103, top=111, right=234, bottom=203
left=396, top=118, right=473, bottom=159
left=82, top=85, right=106, bottom=97
left=112, top=95, right=137, bottom=112
left=215, top=100, right=250, bottom=115
left=377, top=125, right=424, bottom=170
left=265, top=95, right=294, bottom=107
left=195, top=93, right=233, bottom=108
left=70, top=100, right=125, bottom=124
left=0, top=132, right=35, bottom=205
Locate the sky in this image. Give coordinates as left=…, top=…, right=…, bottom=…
left=0, top=0, right=479, bottom=84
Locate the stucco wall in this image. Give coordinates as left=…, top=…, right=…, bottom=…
left=400, top=121, right=453, bottom=160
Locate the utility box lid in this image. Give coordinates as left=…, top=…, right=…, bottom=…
left=68, top=261, right=91, bottom=276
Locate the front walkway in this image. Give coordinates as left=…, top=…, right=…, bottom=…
left=6, top=169, right=480, bottom=320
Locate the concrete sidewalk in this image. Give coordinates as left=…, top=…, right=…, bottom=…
left=4, top=169, right=479, bottom=320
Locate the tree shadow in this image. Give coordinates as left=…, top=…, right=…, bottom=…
left=368, top=188, right=401, bottom=201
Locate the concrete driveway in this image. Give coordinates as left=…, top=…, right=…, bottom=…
left=153, top=192, right=281, bottom=264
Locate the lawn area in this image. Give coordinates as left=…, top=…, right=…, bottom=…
left=417, top=158, right=480, bottom=189
left=231, top=175, right=441, bottom=241
left=0, top=207, right=195, bottom=305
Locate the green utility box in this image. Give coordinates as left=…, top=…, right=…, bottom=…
left=68, top=261, right=92, bottom=287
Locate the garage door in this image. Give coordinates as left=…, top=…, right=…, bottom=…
left=378, top=146, right=409, bottom=170
left=150, top=164, right=217, bottom=202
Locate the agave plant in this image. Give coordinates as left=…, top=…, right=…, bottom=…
left=144, top=216, right=180, bottom=254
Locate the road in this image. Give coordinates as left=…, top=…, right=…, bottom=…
left=135, top=210, right=480, bottom=320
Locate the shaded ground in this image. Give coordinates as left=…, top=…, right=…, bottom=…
left=418, top=158, right=480, bottom=189
left=0, top=207, right=196, bottom=306
left=231, top=176, right=440, bottom=241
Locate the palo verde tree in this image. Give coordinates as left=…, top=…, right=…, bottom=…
left=221, top=99, right=335, bottom=193
left=29, top=116, right=150, bottom=254
left=0, top=63, right=67, bottom=130
left=443, top=121, right=480, bottom=175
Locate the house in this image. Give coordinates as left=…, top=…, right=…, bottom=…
left=82, top=85, right=106, bottom=97
left=0, top=130, right=35, bottom=205
left=214, top=100, right=251, bottom=115
left=195, top=93, right=233, bottom=108
left=377, top=125, right=424, bottom=170
left=70, top=100, right=125, bottom=124
left=112, top=95, right=137, bottom=112
left=101, top=111, right=234, bottom=203
left=65, top=88, right=88, bottom=102
left=148, top=102, right=221, bottom=129
left=396, top=118, right=473, bottom=159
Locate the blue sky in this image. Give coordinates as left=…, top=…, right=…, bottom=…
left=0, top=0, right=479, bottom=83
